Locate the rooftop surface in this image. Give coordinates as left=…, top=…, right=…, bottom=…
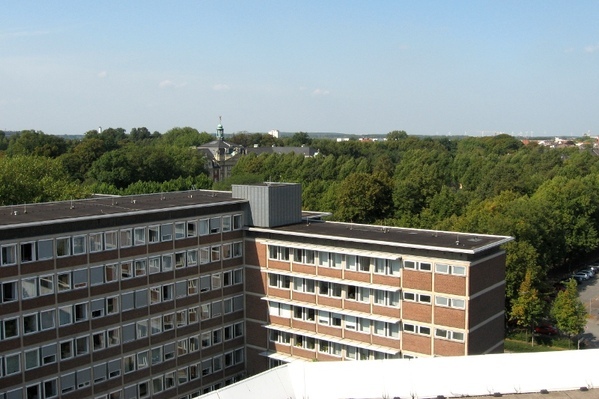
left=197, top=349, right=598, bottom=399
left=0, top=190, right=239, bottom=229
left=254, top=220, right=513, bottom=254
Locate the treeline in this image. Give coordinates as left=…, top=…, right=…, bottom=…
left=0, top=127, right=215, bottom=202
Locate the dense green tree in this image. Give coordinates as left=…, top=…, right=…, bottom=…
left=287, top=132, right=312, bottom=146
left=129, top=127, right=153, bottom=142
left=0, top=155, right=88, bottom=204
left=510, top=270, right=545, bottom=345
left=335, top=172, right=393, bottom=223
left=6, top=130, right=69, bottom=157
left=161, top=127, right=213, bottom=147
left=551, top=279, right=587, bottom=345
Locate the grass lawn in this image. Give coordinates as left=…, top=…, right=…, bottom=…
left=504, top=330, right=577, bottom=352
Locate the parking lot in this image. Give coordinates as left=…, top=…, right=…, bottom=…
left=576, top=274, right=599, bottom=348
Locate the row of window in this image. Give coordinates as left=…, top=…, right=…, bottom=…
left=404, top=260, right=466, bottom=276
left=0, top=292, right=243, bottom=340
left=268, top=246, right=401, bottom=276
left=270, top=331, right=400, bottom=360
left=1, top=346, right=244, bottom=399
left=402, top=323, right=465, bottom=342
left=268, top=273, right=400, bottom=306
left=269, top=303, right=399, bottom=337
left=0, top=214, right=243, bottom=265
left=1, top=262, right=242, bottom=305
left=0, top=320, right=244, bottom=379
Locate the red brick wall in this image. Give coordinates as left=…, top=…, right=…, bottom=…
left=434, top=274, right=466, bottom=296
left=402, top=333, right=431, bottom=355
left=403, top=302, right=432, bottom=323
left=434, top=307, right=466, bottom=329
left=403, top=270, right=432, bottom=291
left=434, top=338, right=466, bottom=356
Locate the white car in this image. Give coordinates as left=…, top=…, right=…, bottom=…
left=572, top=272, right=590, bottom=282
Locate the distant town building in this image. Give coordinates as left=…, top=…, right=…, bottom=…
left=196, top=119, right=244, bottom=182
left=268, top=130, right=279, bottom=138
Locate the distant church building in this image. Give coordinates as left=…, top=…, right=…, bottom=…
left=196, top=118, right=244, bottom=182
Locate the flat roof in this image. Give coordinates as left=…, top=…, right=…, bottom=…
left=0, top=190, right=241, bottom=229
left=250, top=220, right=513, bottom=254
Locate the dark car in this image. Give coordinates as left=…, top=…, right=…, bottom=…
left=534, top=324, right=558, bottom=335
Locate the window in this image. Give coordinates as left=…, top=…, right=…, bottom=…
left=105, top=231, right=117, bottom=250
left=177, top=310, right=187, bottom=327
left=57, top=272, right=71, bottom=291
left=233, top=214, right=242, bottom=229
left=149, top=257, right=160, bottom=274
left=435, top=295, right=465, bottom=309
left=403, top=291, right=431, bottom=304
left=201, top=304, right=211, bottom=320
left=318, top=310, right=330, bottom=325
left=222, top=215, right=232, bottom=232
left=318, top=251, right=330, bottom=267
left=403, top=322, right=431, bottom=336
left=163, top=284, right=174, bottom=301
left=148, top=226, right=159, bottom=243
left=373, top=321, right=400, bottom=338
left=41, top=344, right=57, bottom=365
left=20, top=242, right=36, bottom=263
left=123, top=354, right=136, bottom=373
left=3, top=317, right=19, bottom=338
left=43, top=378, right=58, bottom=398
left=121, top=261, right=133, bottom=279
left=187, top=250, right=198, bottom=266
left=122, top=323, right=135, bottom=343
left=212, top=273, right=222, bottom=290
left=435, top=328, right=464, bottom=342
left=404, top=260, right=431, bottom=271
left=74, top=302, right=88, bottom=322
left=200, top=275, right=210, bottom=292
left=175, top=222, right=186, bottom=239
left=22, top=277, right=38, bottom=299
left=135, top=289, right=148, bottom=308
left=188, top=279, right=199, bottom=295
left=23, top=312, right=40, bottom=333
left=162, top=254, right=173, bottom=271
left=134, top=227, right=146, bottom=245
left=135, top=259, right=147, bottom=276
left=73, top=235, right=86, bottom=255
left=163, top=313, right=175, bottom=330
left=210, top=217, right=221, bottom=234
left=233, top=242, right=243, bottom=258
left=5, top=354, right=25, bottom=378
left=374, top=289, right=400, bottom=306
left=105, top=263, right=119, bottom=282
left=120, top=229, right=133, bottom=247
left=94, top=363, right=107, bottom=383
left=77, top=367, right=91, bottom=388
left=1, top=244, right=17, bottom=265
left=36, top=239, right=53, bottom=260
left=187, top=220, right=197, bottom=237
left=76, top=336, right=89, bottom=355
left=90, top=265, right=104, bottom=286
left=234, top=268, right=243, bottom=284
left=121, top=291, right=134, bottom=311
left=73, top=268, right=87, bottom=289
left=211, top=245, right=220, bottom=262
left=107, top=296, right=119, bottom=314
left=108, top=359, right=121, bottom=379
left=2, top=280, right=18, bottom=302
left=56, top=237, right=71, bottom=257
left=164, top=342, right=175, bottom=360
left=59, top=305, right=73, bottom=326
left=25, top=348, right=40, bottom=370
left=60, top=340, right=73, bottom=360
left=40, top=309, right=56, bottom=330
left=199, top=218, right=209, bottom=235
left=222, top=243, right=232, bottom=259
left=175, top=252, right=185, bottom=268
left=108, top=327, right=120, bottom=346
left=89, top=233, right=103, bottom=253
left=161, top=223, right=173, bottom=241
left=137, top=351, right=149, bottom=369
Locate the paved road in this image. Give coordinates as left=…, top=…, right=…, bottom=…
left=576, top=276, right=599, bottom=348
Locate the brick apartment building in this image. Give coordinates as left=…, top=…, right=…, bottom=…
left=0, top=183, right=511, bottom=399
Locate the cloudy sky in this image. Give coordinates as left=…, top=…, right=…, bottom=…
left=1, top=1, right=598, bottom=136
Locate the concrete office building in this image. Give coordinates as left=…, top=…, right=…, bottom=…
left=0, top=183, right=512, bottom=399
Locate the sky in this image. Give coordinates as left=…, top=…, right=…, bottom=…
left=1, top=1, right=598, bottom=137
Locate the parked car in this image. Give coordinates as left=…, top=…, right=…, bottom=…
left=579, top=269, right=594, bottom=278
left=588, top=264, right=599, bottom=273
left=581, top=268, right=595, bottom=277
left=534, top=323, right=558, bottom=335
left=572, top=272, right=589, bottom=283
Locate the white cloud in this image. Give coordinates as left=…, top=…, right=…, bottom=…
left=97, top=70, right=107, bottom=78
left=584, top=44, right=599, bottom=53
left=312, top=88, right=330, bottom=96
left=212, top=83, right=230, bottom=91
left=159, top=80, right=187, bottom=89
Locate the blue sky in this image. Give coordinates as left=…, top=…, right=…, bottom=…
left=1, top=1, right=598, bottom=137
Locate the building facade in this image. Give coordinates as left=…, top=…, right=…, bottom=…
left=0, top=183, right=511, bottom=398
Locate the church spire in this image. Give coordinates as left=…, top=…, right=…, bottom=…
left=216, top=116, right=224, bottom=141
